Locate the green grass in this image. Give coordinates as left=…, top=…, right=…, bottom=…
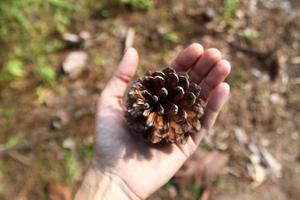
left=35, top=66, right=57, bottom=84
left=121, top=0, right=153, bottom=11
left=193, top=185, right=205, bottom=200
left=259, top=93, right=269, bottom=105
left=136, top=67, right=145, bottom=77
left=77, top=143, right=93, bottom=162
left=0, top=0, right=90, bottom=85
left=240, top=28, right=259, bottom=44
left=35, top=58, right=57, bottom=84
left=64, top=150, right=81, bottom=185
left=95, top=0, right=153, bottom=18
left=0, top=160, right=9, bottom=174
left=0, top=184, right=5, bottom=197
left=0, top=59, right=25, bottom=81
left=0, top=0, right=153, bottom=87
left=4, top=132, right=24, bottom=148
left=0, top=0, right=76, bottom=54
left=0, top=108, right=15, bottom=130
left=227, top=67, right=247, bottom=89
left=223, top=0, right=238, bottom=25
left=162, top=32, right=179, bottom=43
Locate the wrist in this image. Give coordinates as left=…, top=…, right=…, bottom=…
left=75, top=165, right=141, bottom=200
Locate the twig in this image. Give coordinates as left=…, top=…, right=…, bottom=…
left=229, top=42, right=282, bottom=81
left=228, top=42, right=274, bottom=60
left=7, top=151, right=31, bottom=166
left=124, top=27, right=135, bottom=52
left=227, top=168, right=242, bottom=178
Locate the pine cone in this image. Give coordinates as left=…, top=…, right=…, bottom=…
left=125, top=67, right=205, bottom=144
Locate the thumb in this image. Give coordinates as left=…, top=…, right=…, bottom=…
left=101, top=48, right=139, bottom=98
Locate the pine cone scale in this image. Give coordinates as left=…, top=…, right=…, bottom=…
left=153, top=76, right=165, bottom=89
left=178, top=75, right=189, bottom=90
left=157, top=88, right=168, bottom=99
left=166, top=73, right=179, bottom=88
left=146, top=112, right=157, bottom=127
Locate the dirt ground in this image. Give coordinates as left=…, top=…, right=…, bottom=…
left=0, top=0, right=299, bottom=199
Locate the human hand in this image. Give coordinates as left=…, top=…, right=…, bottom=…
left=75, top=44, right=231, bottom=200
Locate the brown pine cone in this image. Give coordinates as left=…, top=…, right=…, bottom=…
left=125, top=67, right=205, bottom=144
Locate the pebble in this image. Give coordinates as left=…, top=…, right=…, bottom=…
left=202, top=8, right=215, bottom=22
left=62, top=51, right=89, bottom=79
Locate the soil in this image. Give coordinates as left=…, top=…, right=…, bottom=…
left=0, top=0, right=299, bottom=199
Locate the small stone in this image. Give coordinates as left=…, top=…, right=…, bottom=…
left=251, top=68, right=263, bottom=77
left=240, top=28, right=259, bottom=44
left=63, top=33, right=80, bottom=43
left=247, top=163, right=266, bottom=187
left=249, top=153, right=261, bottom=164
left=233, top=126, right=248, bottom=145
left=260, top=138, right=270, bottom=147
left=62, top=33, right=82, bottom=48
left=50, top=117, right=63, bottom=130
left=269, top=93, right=285, bottom=105
left=248, top=141, right=260, bottom=155
left=290, top=132, right=299, bottom=140
left=50, top=111, right=70, bottom=130
left=79, top=31, right=91, bottom=40
left=280, top=0, right=291, bottom=12
left=79, top=31, right=92, bottom=48
left=62, top=51, right=89, bottom=79
left=202, top=8, right=215, bottom=22
left=261, top=148, right=282, bottom=176
left=216, top=142, right=228, bottom=151
left=62, top=138, right=76, bottom=150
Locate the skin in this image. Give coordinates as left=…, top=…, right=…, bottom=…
left=79, top=43, right=231, bottom=199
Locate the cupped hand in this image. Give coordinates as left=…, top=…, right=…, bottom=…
left=93, top=44, right=231, bottom=199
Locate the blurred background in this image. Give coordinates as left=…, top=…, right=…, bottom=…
left=0, top=0, right=299, bottom=199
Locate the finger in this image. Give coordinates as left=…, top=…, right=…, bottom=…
left=200, top=83, right=230, bottom=130
left=199, top=60, right=231, bottom=101
left=189, top=48, right=222, bottom=83
left=101, top=48, right=139, bottom=98
left=170, top=43, right=203, bottom=72
left=191, top=82, right=230, bottom=145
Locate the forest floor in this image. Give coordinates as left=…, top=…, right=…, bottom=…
left=0, top=1, right=299, bottom=200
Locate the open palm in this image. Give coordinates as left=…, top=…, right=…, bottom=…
left=92, top=44, right=231, bottom=199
